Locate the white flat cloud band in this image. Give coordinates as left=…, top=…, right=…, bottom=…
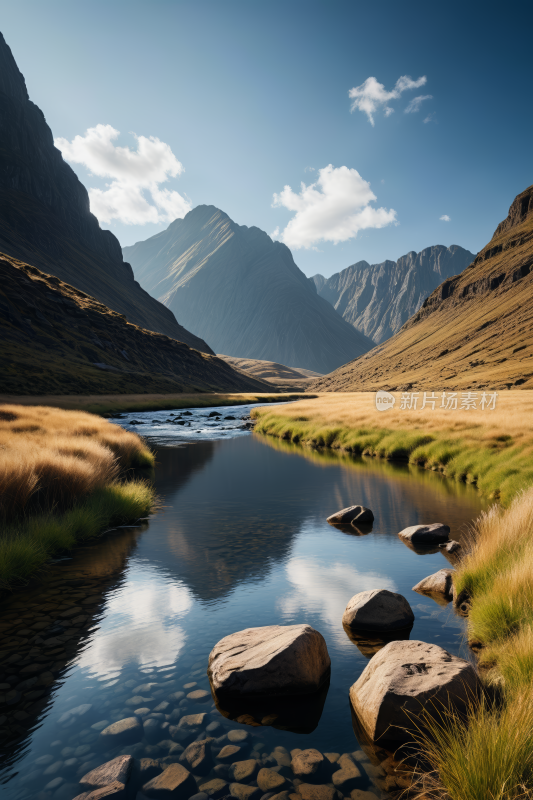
left=272, top=164, right=396, bottom=250
left=55, top=124, right=191, bottom=225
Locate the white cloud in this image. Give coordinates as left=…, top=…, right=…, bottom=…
left=423, top=112, right=436, bottom=124
left=349, top=75, right=427, bottom=125
left=55, top=124, right=192, bottom=225
left=404, top=94, right=433, bottom=114
left=440, top=214, right=451, bottom=221
left=272, top=164, right=396, bottom=250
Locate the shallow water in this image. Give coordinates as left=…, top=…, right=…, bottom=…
left=0, top=404, right=488, bottom=799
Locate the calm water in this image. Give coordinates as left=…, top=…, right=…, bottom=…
left=0, top=404, right=487, bottom=799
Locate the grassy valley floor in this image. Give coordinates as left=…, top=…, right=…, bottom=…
left=0, top=404, right=156, bottom=590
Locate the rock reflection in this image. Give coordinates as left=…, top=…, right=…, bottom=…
left=210, top=677, right=330, bottom=734
left=342, top=623, right=413, bottom=658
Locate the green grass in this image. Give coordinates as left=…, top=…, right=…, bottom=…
left=253, top=412, right=533, bottom=505
left=0, top=479, right=156, bottom=589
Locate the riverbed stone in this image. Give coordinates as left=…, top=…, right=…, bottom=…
left=80, top=755, right=133, bottom=789
left=198, top=778, right=228, bottom=798
left=229, top=784, right=262, bottom=800
left=216, top=744, right=241, bottom=762
left=327, top=506, right=374, bottom=525
left=398, top=523, right=450, bottom=545
left=342, top=590, right=414, bottom=632
left=100, top=718, right=143, bottom=747
left=412, top=569, right=454, bottom=604
left=227, top=729, right=249, bottom=744
left=169, top=692, right=185, bottom=703
left=297, top=784, right=335, bottom=800
left=208, top=625, right=330, bottom=697
left=257, top=768, right=287, bottom=793
left=291, top=749, right=325, bottom=779
left=126, top=695, right=153, bottom=707
left=230, top=758, right=259, bottom=782
left=179, top=738, right=214, bottom=774
left=144, top=718, right=162, bottom=743
left=349, top=639, right=480, bottom=744
left=178, top=713, right=207, bottom=729
left=187, top=690, right=209, bottom=702
left=331, top=754, right=361, bottom=791
left=143, top=763, right=197, bottom=799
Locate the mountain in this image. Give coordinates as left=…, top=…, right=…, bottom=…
left=313, top=245, right=475, bottom=344
left=0, top=32, right=212, bottom=354
left=217, top=355, right=322, bottom=391
left=311, top=184, right=533, bottom=391
left=0, top=252, right=273, bottom=396
left=123, top=206, right=373, bottom=374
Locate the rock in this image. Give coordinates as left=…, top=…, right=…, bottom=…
left=131, top=759, right=163, bottom=789
left=216, top=745, right=242, bottom=763
left=397, top=523, right=450, bottom=545
left=412, top=569, right=454, bottom=604
left=327, top=506, right=374, bottom=525
left=187, top=690, right=209, bottom=702
left=229, top=759, right=259, bottom=782
left=257, top=768, right=287, bottom=793
left=100, top=718, right=142, bottom=747
left=290, top=750, right=325, bottom=779
left=439, top=540, right=461, bottom=554
left=127, top=696, right=153, bottom=707
left=198, top=778, right=228, bottom=798
left=179, top=739, right=214, bottom=775
left=227, top=730, right=249, bottom=744
left=297, top=785, right=335, bottom=800
left=229, top=784, right=262, bottom=800
left=80, top=756, right=133, bottom=789
left=208, top=625, right=330, bottom=697
left=178, top=713, right=207, bottom=729
left=349, top=640, right=480, bottom=744
left=342, top=590, right=414, bottom=632
left=144, top=718, right=162, bottom=743
left=331, top=755, right=361, bottom=791
left=81, top=783, right=126, bottom=800
left=142, top=763, right=197, bottom=799
left=349, top=792, right=379, bottom=800
left=169, top=692, right=186, bottom=703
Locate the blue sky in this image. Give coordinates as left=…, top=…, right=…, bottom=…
left=2, top=0, right=532, bottom=277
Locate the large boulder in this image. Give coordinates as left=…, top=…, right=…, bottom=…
left=342, top=590, right=414, bottom=632
left=412, top=569, right=454, bottom=604
left=208, top=624, right=330, bottom=697
left=398, top=523, right=450, bottom=545
left=80, top=756, right=133, bottom=790
left=349, top=640, right=480, bottom=744
left=327, top=506, right=374, bottom=524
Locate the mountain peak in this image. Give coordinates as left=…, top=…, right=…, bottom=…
left=0, top=32, right=28, bottom=103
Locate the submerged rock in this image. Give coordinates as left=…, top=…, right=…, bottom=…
left=208, top=624, right=331, bottom=697
left=350, top=640, right=480, bottom=745
left=291, top=748, right=326, bottom=779
left=412, top=569, right=454, bottom=604
left=342, top=590, right=414, bottom=632
left=397, top=523, right=450, bottom=545
left=143, top=763, right=197, bottom=799
left=99, top=717, right=142, bottom=747
left=327, top=506, right=374, bottom=525
left=80, top=755, right=133, bottom=790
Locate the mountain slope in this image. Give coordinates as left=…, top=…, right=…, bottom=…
left=217, top=355, right=322, bottom=390
left=311, top=185, right=533, bottom=391
left=0, top=31, right=212, bottom=354
left=314, top=245, right=475, bottom=344
left=123, top=206, right=373, bottom=374
left=0, top=252, right=273, bottom=395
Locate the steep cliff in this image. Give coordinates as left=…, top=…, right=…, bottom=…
left=0, top=252, right=273, bottom=396
left=0, top=32, right=212, bottom=354
left=311, top=185, right=533, bottom=391
left=314, top=245, right=475, bottom=343
left=123, top=206, right=373, bottom=374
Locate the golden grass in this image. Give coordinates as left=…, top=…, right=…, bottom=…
left=252, top=391, right=533, bottom=504
left=0, top=403, right=154, bottom=522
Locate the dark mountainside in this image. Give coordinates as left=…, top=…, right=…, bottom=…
left=0, top=32, right=212, bottom=354
left=311, top=185, right=533, bottom=391
left=312, top=245, right=475, bottom=343
left=123, top=206, right=373, bottom=375
left=0, top=252, right=273, bottom=395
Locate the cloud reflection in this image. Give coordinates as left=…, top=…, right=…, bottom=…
left=278, top=557, right=396, bottom=647
left=77, top=565, right=193, bottom=677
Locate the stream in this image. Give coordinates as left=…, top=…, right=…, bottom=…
left=0, top=403, right=488, bottom=799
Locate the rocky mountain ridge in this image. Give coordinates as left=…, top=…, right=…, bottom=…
left=0, top=32, right=211, bottom=354
left=312, top=244, right=475, bottom=343
left=311, top=184, right=533, bottom=391
left=123, top=206, right=373, bottom=374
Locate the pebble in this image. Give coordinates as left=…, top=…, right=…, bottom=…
left=44, top=777, right=63, bottom=790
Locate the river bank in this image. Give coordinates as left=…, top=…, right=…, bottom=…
left=0, top=405, right=156, bottom=590
left=252, top=391, right=533, bottom=505
left=0, top=392, right=313, bottom=417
